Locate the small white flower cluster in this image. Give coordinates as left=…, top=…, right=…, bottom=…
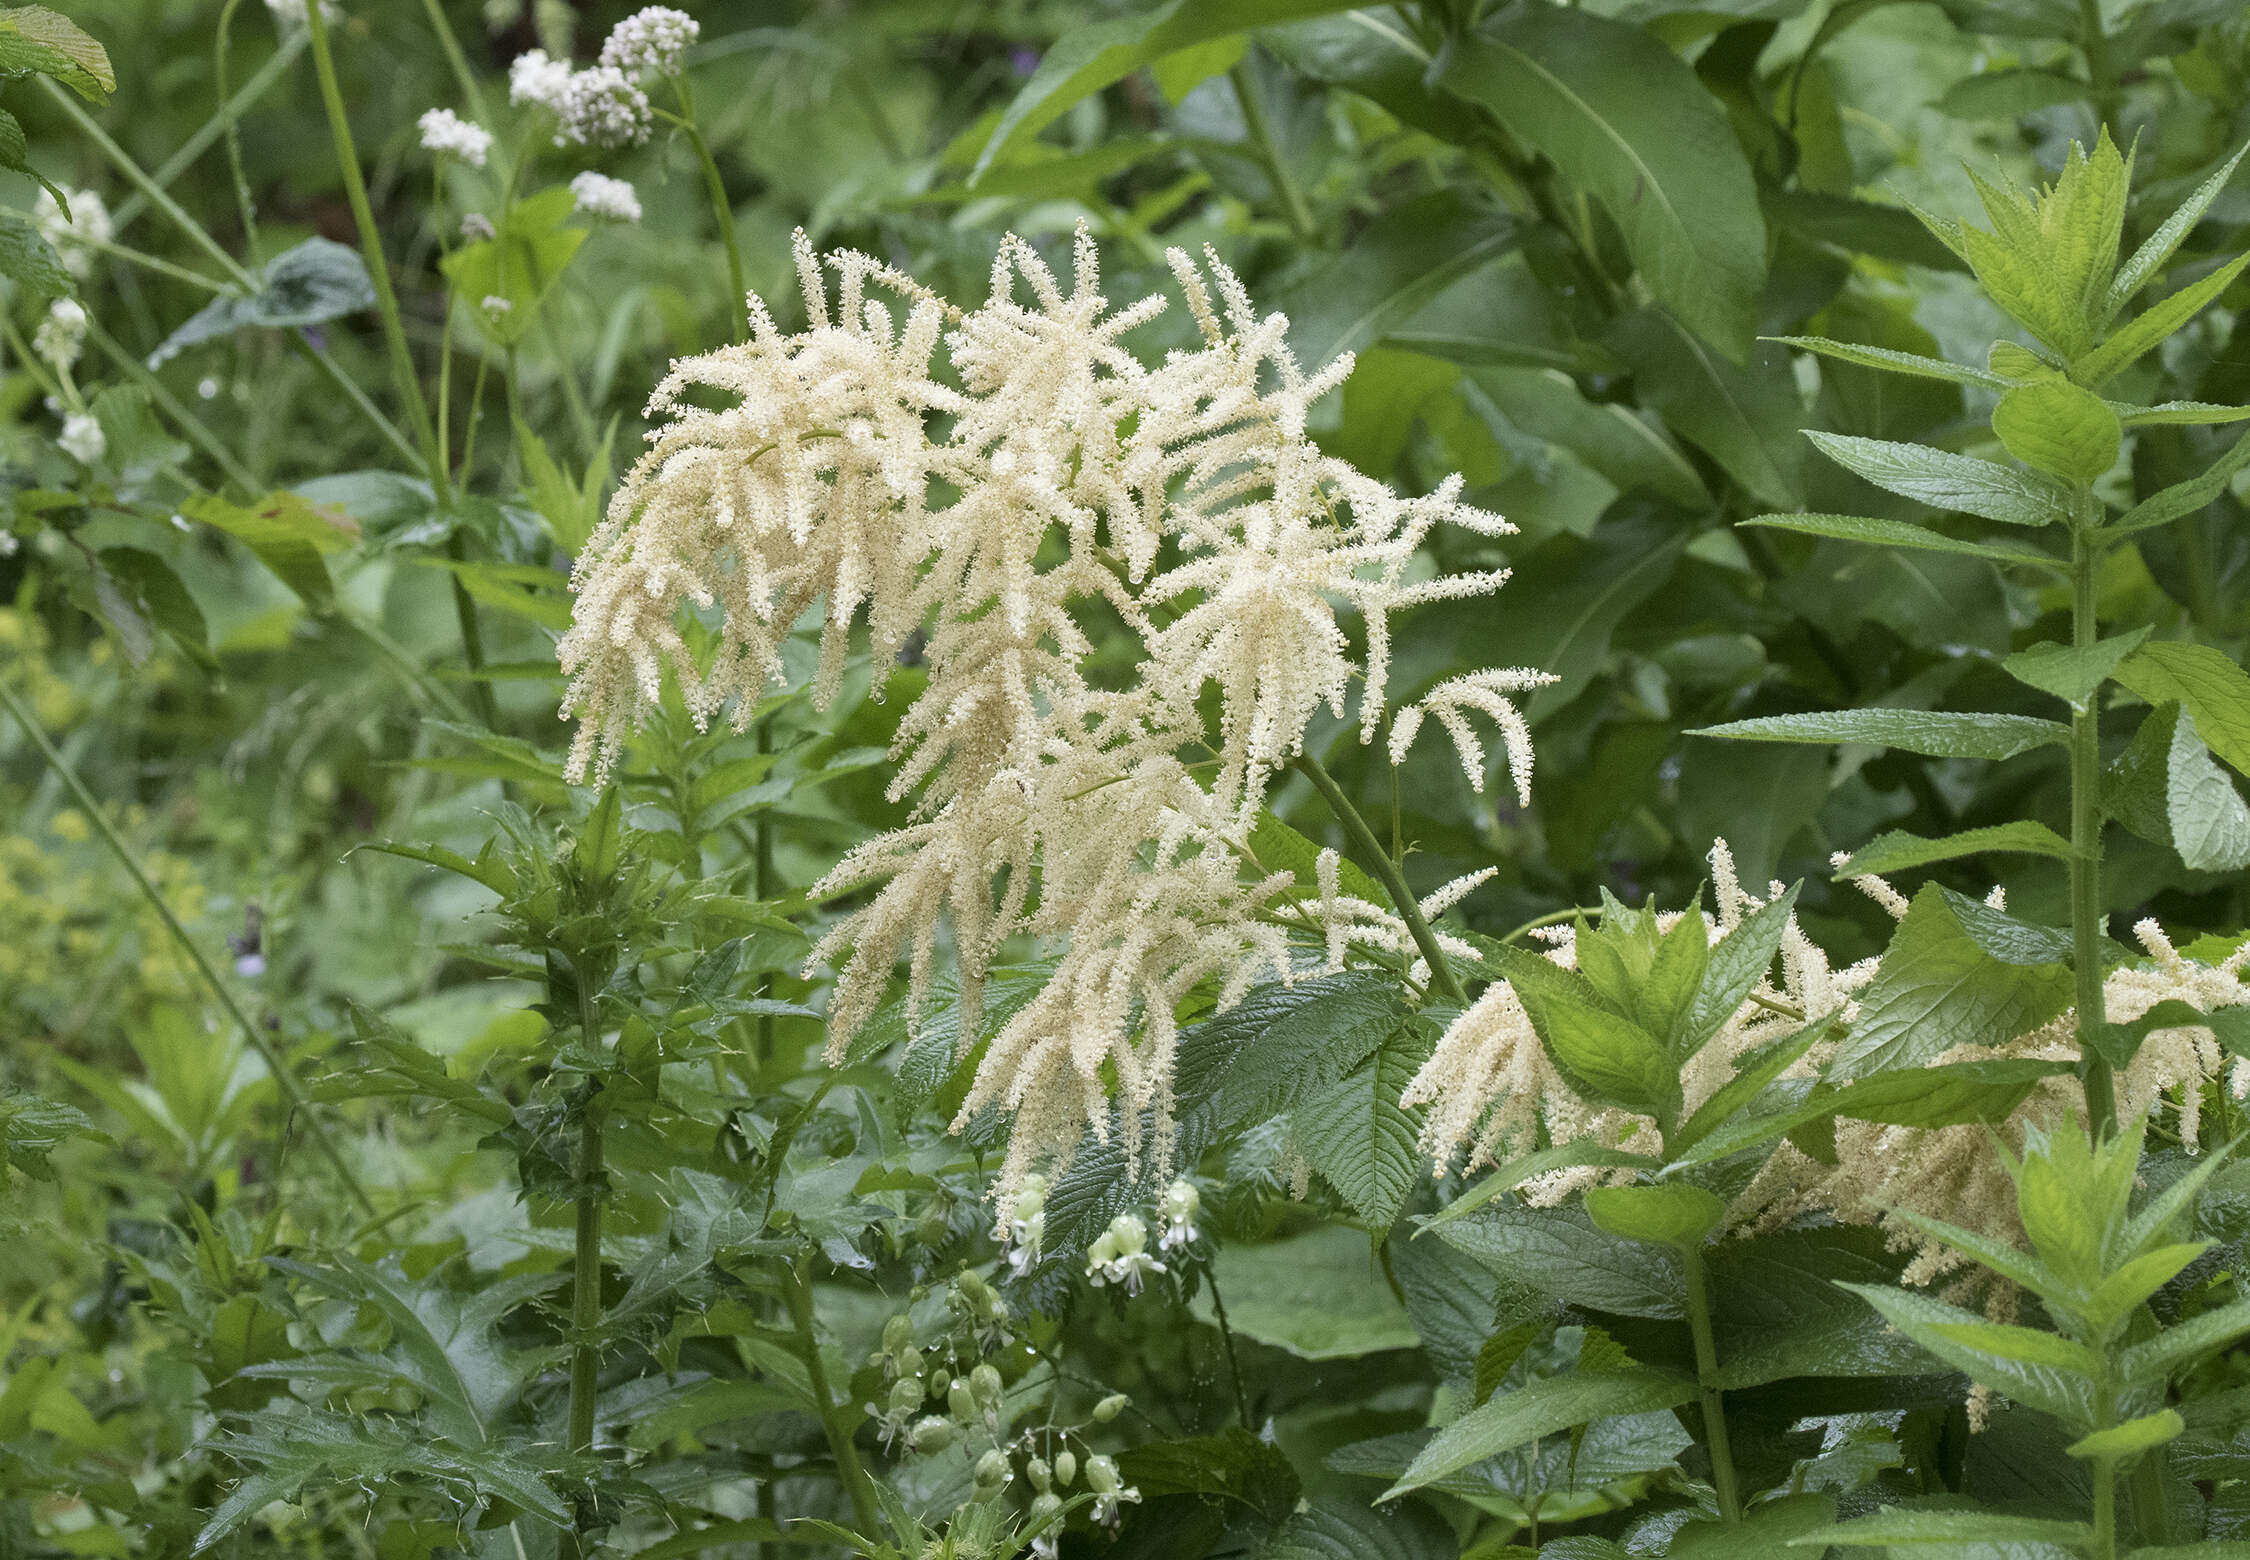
left=569, top=170, right=642, bottom=224
left=262, top=0, right=339, bottom=31
left=58, top=412, right=105, bottom=467
left=560, top=229, right=1539, bottom=1197
left=507, top=8, right=689, bottom=149
left=417, top=107, right=493, bottom=168
left=598, top=5, right=697, bottom=77
left=33, top=299, right=87, bottom=372
left=32, top=188, right=111, bottom=280
left=1083, top=1182, right=1199, bottom=1294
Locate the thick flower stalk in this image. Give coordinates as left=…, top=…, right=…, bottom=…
left=560, top=230, right=1540, bottom=1191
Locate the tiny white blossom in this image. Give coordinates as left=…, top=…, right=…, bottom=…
left=1083, top=1455, right=1140, bottom=1525
left=553, top=64, right=651, bottom=148
left=32, top=188, right=111, bottom=279
left=262, top=0, right=339, bottom=30
left=569, top=170, right=643, bottom=224
left=1156, top=1179, right=1200, bottom=1252
left=417, top=108, right=493, bottom=167
left=481, top=295, right=514, bottom=316
left=0, top=533, right=18, bottom=558
left=994, top=1173, right=1048, bottom=1276
left=197, top=377, right=221, bottom=399
left=58, top=412, right=105, bottom=466
left=459, top=212, right=496, bottom=243
left=507, top=48, right=575, bottom=113
left=1085, top=1213, right=1165, bottom=1295
left=599, top=6, right=698, bottom=78
left=33, top=298, right=87, bottom=371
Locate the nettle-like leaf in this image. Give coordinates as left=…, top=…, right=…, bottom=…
left=0, top=1089, right=103, bottom=1185
left=152, top=238, right=375, bottom=365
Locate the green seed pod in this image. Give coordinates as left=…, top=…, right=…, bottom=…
left=928, top=1367, right=951, bottom=1397
left=1092, top=1393, right=1128, bottom=1423
left=1052, top=1450, right=1076, bottom=1488
left=1085, top=1454, right=1120, bottom=1495
left=887, top=1378, right=923, bottom=1418
left=948, top=1379, right=977, bottom=1421
left=970, top=1362, right=1004, bottom=1410
left=974, top=1448, right=1010, bottom=1489
left=882, top=1314, right=914, bottom=1354
left=908, top=1415, right=956, bottom=1453
left=1026, top=1456, right=1052, bottom=1492
left=1029, top=1493, right=1063, bottom=1526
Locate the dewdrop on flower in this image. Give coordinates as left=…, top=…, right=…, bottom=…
left=570, top=170, right=643, bottom=224
left=1086, top=1213, right=1164, bottom=1294
left=417, top=108, right=492, bottom=167
left=508, top=48, right=575, bottom=113
left=33, top=299, right=87, bottom=372
left=58, top=413, right=105, bottom=466
left=599, top=6, right=698, bottom=78
left=553, top=64, right=652, bottom=148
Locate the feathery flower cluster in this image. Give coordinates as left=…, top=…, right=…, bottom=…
left=417, top=108, right=493, bottom=167
left=32, top=188, right=111, bottom=280
left=569, top=170, right=642, bottom=224
left=598, top=5, right=697, bottom=77
left=559, top=229, right=1539, bottom=1193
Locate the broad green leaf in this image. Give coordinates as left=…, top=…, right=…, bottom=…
left=1694, top=708, right=2069, bottom=760
left=1993, top=376, right=2122, bottom=483
left=2116, top=641, right=2250, bottom=779
left=2167, top=709, right=2250, bottom=872
left=1607, top=309, right=1803, bottom=507
left=2086, top=1244, right=2208, bottom=1330
left=1838, top=1283, right=2095, bottom=1422
left=1769, top=334, right=2004, bottom=388
left=2111, top=428, right=2250, bottom=537
left=971, top=0, right=1360, bottom=180
left=1742, top=511, right=2064, bottom=570
left=0, top=1089, right=102, bottom=1184
left=2067, top=1409, right=2183, bottom=1461
left=1676, top=1057, right=2069, bottom=1165
left=0, top=7, right=113, bottom=99
left=1673, top=1494, right=1838, bottom=1560
left=1275, top=190, right=1517, bottom=367
left=1202, top=972, right=1411, bottom=1125
left=1427, top=1136, right=1661, bottom=1228
left=1192, top=1226, right=1417, bottom=1360
left=2005, top=628, right=2152, bottom=705
left=1376, top=1366, right=1696, bottom=1499
left=1583, top=1183, right=1725, bottom=1250
left=182, top=490, right=359, bottom=610
left=1937, top=886, right=2078, bottom=965
left=1935, top=66, right=2087, bottom=118
left=99, top=547, right=213, bottom=669
left=1249, top=1497, right=1457, bottom=1560
left=2117, top=1298, right=2250, bottom=1387
left=1120, top=1428, right=1301, bottom=1525
left=1790, top=1510, right=2092, bottom=1547
left=1804, top=431, right=2072, bottom=526
left=2074, top=252, right=2250, bottom=387
left=1681, top=886, right=1798, bottom=1056
left=152, top=238, right=377, bottom=365
left=1825, top=884, right=2073, bottom=1079
left=1443, top=12, right=1766, bottom=357
left=1707, top=1225, right=1943, bottom=1389
left=1529, top=990, right=1680, bottom=1123
left=2115, top=400, right=2250, bottom=426
left=1429, top=1202, right=1684, bottom=1318
left=2106, top=141, right=2249, bottom=318
left=440, top=187, right=588, bottom=346
left=1296, top=1025, right=1427, bottom=1231
left=1834, top=822, right=2074, bottom=877
left=0, top=206, right=70, bottom=296
left=1469, top=365, right=1708, bottom=509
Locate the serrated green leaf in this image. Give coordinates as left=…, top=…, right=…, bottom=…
left=2005, top=628, right=2152, bottom=705
left=1742, top=511, right=2064, bottom=570
left=2114, top=400, right=2250, bottom=426
left=2116, top=641, right=2250, bottom=778
left=0, top=205, right=70, bottom=296
left=0, top=7, right=113, bottom=99
left=1994, top=376, right=2122, bottom=483
left=1583, top=1182, right=1725, bottom=1250
left=2112, top=427, right=2250, bottom=537
left=1839, top=1283, right=2096, bottom=1422
left=2118, top=1298, right=2250, bottom=1387
left=1694, top=708, right=2069, bottom=759
left=1805, top=431, right=2072, bottom=526
left=2067, top=1409, right=2184, bottom=1461
left=1669, top=1018, right=1830, bottom=1158
left=181, top=490, right=358, bottom=610
left=2075, top=252, right=2250, bottom=387
left=1789, top=1509, right=2092, bottom=1547
left=1835, top=822, right=2074, bottom=876
left=2106, top=141, right=2248, bottom=319
left=1767, top=335, right=2005, bottom=388
left=1377, top=1366, right=1696, bottom=1499
left=1529, top=990, right=1680, bottom=1123
left=1297, top=1025, right=1427, bottom=1231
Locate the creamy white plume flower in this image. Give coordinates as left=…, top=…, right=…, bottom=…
left=58, top=412, right=105, bottom=466
left=1389, top=666, right=1555, bottom=805
left=33, top=299, right=87, bottom=371
left=508, top=48, right=575, bottom=113
left=559, top=229, right=1536, bottom=1194
left=569, top=170, right=642, bottom=223
left=552, top=63, right=652, bottom=147
left=32, top=188, right=111, bottom=280
left=417, top=108, right=493, bottom=167
left=599, top=6, right=698, bottom=78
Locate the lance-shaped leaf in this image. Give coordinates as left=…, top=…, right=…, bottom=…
left=1837, top=1282, right=2097, bottom=1424
left=1804, top=431, right=2072, bottom=526
left=1680, top=886, right=1798, bottom=1057
left=1743, top=512, right=2064, bottom=571
left=1767, top=334, right=2005, bottom=388
left=1834, top=822, right=2074, bottom=877
left=2073, top=251, right=2250, bottom=387
left=1790, top=1511, right=2092, bottom=1549
left=1694, top=708, right=2069, bottom=760
left=2113, top=399, right=2250, bottom=426
left=2004, top=628, right=2151, bottom=706
left=1427, top=1136, right=1663, bottom=1227
left=2105, top=141, right=2249, bottom=318
left=2111, top=427, right=2250, bottom=537
left=1377, top=1367, right=1696, bottom=1499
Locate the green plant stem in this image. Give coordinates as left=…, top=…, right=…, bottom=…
left=1205, top=1270, right=1254, bottom=1429
left=415, top=0, right=494, bottom=134
left=1229, top=63, right=1317, bottom=243
left=2070, top=514, right=2116, bottom=1138
left=213, top=0, right=262, bottom=253
left=0, top=678, right=375, bottom=1215
left=1681, top=1246, right=1742, bottom=1526
left=2092, top=1453, right=2118, bottom=1560
left=298, top=0, right=449, bottom=501
left=755, top=716, right=776, bottom=1071
left=783, top=1255, right=882, bottom=1532
left=666, top=83, right=750, bottom=345
left=2077, top=0, right=2121, bottom=136
left=40, top=78, right=260, bottom=293
left=83, top=318, right=259, bottom=492
left=560, top=972, right=607, bottom=1560
left=72, top=232, right=229, bottom=293
left=445, top=532, right=504, bottom=729
left=292, top=335, right=425, bottom=470
left=1291, top=751, right=1467, bottom=1004
left=111, top=25, right=308, bottom=236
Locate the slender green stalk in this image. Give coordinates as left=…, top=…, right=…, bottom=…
left=445, top=531, right=504, bottom=729
left=0, top=679, right=375, bottom=1216
left=755, top=716, right=776, bottom=1071
left=213, top=0, right=262, bottom=252
left=1205, top=1270, right=1254, bottom=1429
left=784, top=1255, right=882, bottom=1532
left=111, top=26, right=308, bottom=236
left=298, top=0, right=449, bottom=499
left=71, top=232, right=229, bottom=293
left=40, top=78, right=260, bottom=291
left=2070, top=510, right=2116, bottom=1138
left=415, top=0, right=494, bottom=133
left=2092, top=1453, right=2117, bottom=1560
left=560, top=971, right=608, bottom=1560
left=83, top=318, right=259, bottom=492
left=1229, top=63, right=1317, bottom=243
left=1292, top=751, right=1467, bottom=1004
left=291, top=336, right=426, bottom=469
left=1681, top=1247, right=1742, bottom=1526
left=2077, top=0, right=2121, bottom=137
left=666, top=82, right=750, bottom=345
